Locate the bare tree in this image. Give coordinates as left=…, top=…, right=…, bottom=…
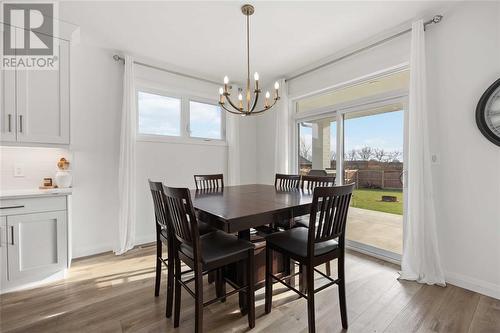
left=299, top=137, right=312, bottom=161
left=373, top=148, right=387, bottom=162
left=388, top=150, right=403, bottom=162
left=358, top=146, right=373, bottom=161
left=330, top=150, right=337, bottom=162
left=345, top=149, right=358, bottom=161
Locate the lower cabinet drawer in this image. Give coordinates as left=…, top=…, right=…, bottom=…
left=0, top=196, right=66, bottom=216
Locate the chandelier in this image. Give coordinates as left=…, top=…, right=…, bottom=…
left=219, top=4, right=280, bottom=116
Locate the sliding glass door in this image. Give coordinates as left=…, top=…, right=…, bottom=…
left=297, top=101, right=407, bottom=261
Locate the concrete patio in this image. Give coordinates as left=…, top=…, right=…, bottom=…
left=346, top=207, right=403, bottom=254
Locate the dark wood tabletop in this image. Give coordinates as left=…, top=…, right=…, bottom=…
left=191, top=184, right=314, bottom=234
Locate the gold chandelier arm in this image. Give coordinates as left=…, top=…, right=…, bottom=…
left=223, top=93, right=243, bottom=112
left=250, top=90, right=260, bottom=113
left=247, top=97, right=280, bottom=114
left=219, top=102, right=245, bottom=115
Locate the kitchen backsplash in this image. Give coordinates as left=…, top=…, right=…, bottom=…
left=0, top=146, right=72, bottom=190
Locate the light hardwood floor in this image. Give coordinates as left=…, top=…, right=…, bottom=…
left=1, top=245, right=499, bottom=333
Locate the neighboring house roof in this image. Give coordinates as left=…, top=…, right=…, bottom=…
left=299, top=155, right=312, bottom=164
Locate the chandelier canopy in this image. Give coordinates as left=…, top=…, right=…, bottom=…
left=219, top=4, right=280, bottom=116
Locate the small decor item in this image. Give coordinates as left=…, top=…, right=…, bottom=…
left=43, top=178, right=53, bottom=187
left=39, top=177, right=57, bottom=189
left=55, top=158, right=72, bottom=188
left=476, top=78, right=500, bottom=146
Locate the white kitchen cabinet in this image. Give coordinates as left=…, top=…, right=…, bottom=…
left=0, top=216, right=7, bottom=284
left=0, top=24, right=17, bottom=143
left=0, top=68, right=17, bottom=142
left=0, top=191, right=70, bottom=293
left=6, top=211, right=67, bottom=281
left=0, top=26, right=70, bottom=145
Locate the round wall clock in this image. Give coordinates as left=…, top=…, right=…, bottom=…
left=476, top=78, right=500, bottom=146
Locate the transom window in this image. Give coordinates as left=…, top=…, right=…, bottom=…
left=136, top=88, right=225, bottom=143
left=189, top=101, right=223, bottom=140
left=138, top=91, right=181, bottom=136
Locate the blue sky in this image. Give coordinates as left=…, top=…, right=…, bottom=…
left=300, top=110, right=404, bottom=158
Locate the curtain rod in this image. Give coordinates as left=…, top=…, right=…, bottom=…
left=285, top=15, right=443, bottom=82
left=112, top=55, right=220, bottom=86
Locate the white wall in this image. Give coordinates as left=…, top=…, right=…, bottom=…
left=256, top=1, right=500, bottom=298
left=426, top=1, right=500, bottom=298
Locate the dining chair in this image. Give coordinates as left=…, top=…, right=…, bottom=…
left=193, top=174, right=224, bottom=284
left=300, top=175, right=336, bottom=191
left=194, top=174, right=224, bottom=190
left=148, top=180, right=215, bottom=318
left=274, top=173, right=300, bottom=190
left=296, top=175, right=336, bottom=275
left=163, top=185, right=255, bottom=333
left=264, top=184, right=355, bottom=333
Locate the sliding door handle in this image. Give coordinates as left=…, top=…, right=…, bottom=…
left=19, top=115, right=23, bottom=133
left=8, top=114, right=12, bottom=132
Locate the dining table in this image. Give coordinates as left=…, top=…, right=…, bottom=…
left=191, top=184, right=315, bottom=313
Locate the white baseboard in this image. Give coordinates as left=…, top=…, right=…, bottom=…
left=72, top=235, right=155, bottom=259
left=72, top=243, right=114, bottom=259
left=445, top=270, right=500, bottom=300
left=135, top=234, right=156, bottom=246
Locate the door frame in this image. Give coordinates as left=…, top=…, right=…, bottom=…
left=289, top=66, right=409, bottom=263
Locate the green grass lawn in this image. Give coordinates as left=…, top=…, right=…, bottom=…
left=351, top=189, right=403, bottom=215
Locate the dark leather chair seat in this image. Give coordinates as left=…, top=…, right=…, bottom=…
left=180, top=230, right=254, bottom=270
left=265, top=227, right=338, bottom=258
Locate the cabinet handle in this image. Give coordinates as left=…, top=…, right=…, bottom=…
left=0, top=205, right=24, bottom=209
left=8, top=114, right=12, bottom=132
left=10, top=226, right=14, bottom=245
left=19, top=115, right=23, bottom=133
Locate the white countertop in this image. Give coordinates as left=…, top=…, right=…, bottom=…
left=0, top=188, right=73, bottom=200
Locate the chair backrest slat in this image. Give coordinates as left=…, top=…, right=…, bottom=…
left=148, top=180, right=169, bottom=232
left=194, top=174, right=224, bottom=190
left=163, top=186, right=201, bottom=259
left=300, top=175, right=335, bottom=191
left=307, top=184, right=355, bottom=256
left=274, top=174, right=300, bottom=190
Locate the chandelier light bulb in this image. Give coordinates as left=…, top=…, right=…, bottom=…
left=224, top=76, right=229, bottom=84
left=265, top=91, right=270, bottom=99
left=219, top=87, right=224, bottom=95
left=238, top=93, right=243, bottom=101
left=254, top=72, right=259, bottom=81
left=274, top=81, right=280, bottom=90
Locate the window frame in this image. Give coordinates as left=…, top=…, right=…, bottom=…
left=135, top=83, right=226, bottom=146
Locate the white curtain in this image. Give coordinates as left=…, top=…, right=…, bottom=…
left=226, top=111, right=241, bottom=186
left=115, top=55, right=136, bottom=255
left=400, top=20, right=445, bottom=286
left=274, top=79, right=290, bottom=174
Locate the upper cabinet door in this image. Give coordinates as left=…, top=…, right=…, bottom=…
left=16, top=32, right=70, bottom=145
left=0, top=24, right=17, bottom=143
